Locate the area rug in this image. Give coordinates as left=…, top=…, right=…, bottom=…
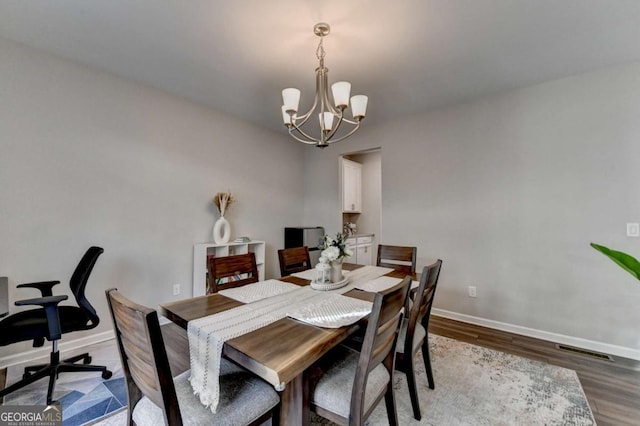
left=92, top=334, right=595, bottom=425
left=1, top=340, right=125, bottom=426
left=387, top=334, right=596, bottom=425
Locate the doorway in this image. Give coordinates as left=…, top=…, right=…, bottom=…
left=339, top=148, right=382, bottom=256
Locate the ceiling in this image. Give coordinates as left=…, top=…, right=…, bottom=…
left=2, top=0, right=640, bottom=133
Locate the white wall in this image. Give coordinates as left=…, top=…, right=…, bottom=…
left=0, top=37, right=305, bottom=358
left=304, top=61, right=640, bottom=354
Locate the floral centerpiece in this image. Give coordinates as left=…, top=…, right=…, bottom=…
left=319, top=232, right=352, bottom=263
left=318, top=233, right=352, bottom=283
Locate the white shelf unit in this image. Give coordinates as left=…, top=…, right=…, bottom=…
left=193, top=241, right=266, bottom=297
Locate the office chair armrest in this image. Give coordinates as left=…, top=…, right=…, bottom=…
left=15, top=295, right=68, bottom=341
left=17, top=281, right=61, bottom=297
left=14, top=295, right=68, bottom=307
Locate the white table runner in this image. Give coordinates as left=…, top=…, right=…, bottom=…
left=218, top=279, right=299, bottom=303
left=187, top=265, right=392, bottom=413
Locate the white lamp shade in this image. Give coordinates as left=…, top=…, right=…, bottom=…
left=281, top=105, right=294, bottom=125
left=351, top=95, right=368, bottom=119
left=319, top=112, right=334, bottom=131
left=282, top=88, right=301, bottom=113
left=331, top=81, right=351, bottom=108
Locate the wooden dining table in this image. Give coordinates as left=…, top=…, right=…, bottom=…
left=159, top=264, right=416, bottom=425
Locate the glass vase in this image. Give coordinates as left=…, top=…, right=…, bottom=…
left=330, top=260, right=343, bottom=283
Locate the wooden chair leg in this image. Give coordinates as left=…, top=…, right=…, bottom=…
left=383, top=384, right=399, bottom=426
left=422, top=342, right=435, bottom=390
left=271, top=403, right=281, bottom=426
left=405, top=358, right=422, bottom=420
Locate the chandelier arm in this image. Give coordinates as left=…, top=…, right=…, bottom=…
left=289, top=121, right=322, bottom=144
left=325, top=120, right=362, bottom=145
left=324, top=111, right=345, bottom=141
left=292, top=69, right=322, bottom=125
left=320, top=69, right=342, bottom=115
left=288, top=129, right=321, bottom=145
left=336, top=116, right=360, bottom=126
left=293, top=103, right=316, bottom=125
left=318, top=68, right=328, bottom=118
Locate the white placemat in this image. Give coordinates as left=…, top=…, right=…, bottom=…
left=290, top=267, right=355, bottom=281
left=355, top=277, right=421, bottom=293
left=290, top=268, right=319, bottom=280
left=287, top=293, right=372, bottom=328
left=355, top=276, right=403, bottom=293
left=218, top=279, right=299, bottom=303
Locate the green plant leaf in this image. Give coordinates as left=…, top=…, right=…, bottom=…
left=591, top=243, right=640, bottom=281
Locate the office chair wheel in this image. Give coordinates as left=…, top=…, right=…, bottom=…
left=102, top=370, right=112, bottom=380
left=83, top=356, right=92, bottom=364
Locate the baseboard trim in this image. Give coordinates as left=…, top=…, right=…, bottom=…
left=0, top=330, right=115, bottom=369
left=432, top=308, right=640, bottom=361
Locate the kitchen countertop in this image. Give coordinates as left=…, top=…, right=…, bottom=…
left=346, top=233, right=375, bottom=239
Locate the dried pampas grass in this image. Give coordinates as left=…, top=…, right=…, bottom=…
left=213, top=191, right=234, bottom=216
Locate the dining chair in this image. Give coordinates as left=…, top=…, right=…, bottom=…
left=395, top=259, right=443, bottom=420
left=207, top=252, right=259, bottom=294
left=376, top=244, right=417, bottom=275
left=278, top=246, right=312, bottom=277
left=105, top=288, right=279, bottom=426
left=306, top=276, right=411, bottom=426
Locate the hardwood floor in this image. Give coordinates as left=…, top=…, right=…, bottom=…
left=429, top=316, right=640, bottom=426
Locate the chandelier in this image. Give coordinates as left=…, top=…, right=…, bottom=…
left=281, top=23, right=368, bottom=148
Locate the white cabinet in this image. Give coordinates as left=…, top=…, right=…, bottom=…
left=356, top=244, right=373, bottom=266
left=193, top=241, right=265, bottom=297
left=346, top=235, right=373, bottom=265
left=342, top=159, right=362, bottom=213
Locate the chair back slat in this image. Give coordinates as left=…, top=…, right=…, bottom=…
left=368, top=316, right=400, bottom=368
left=376, top=245, right=417, bottom=274
left=278, top=247, right=312, bottom=277
left=207, top=253, right=259, bottom=293
left=351, top=276, right=411, bottom=423
left=106, top=289, right=182, bottom=426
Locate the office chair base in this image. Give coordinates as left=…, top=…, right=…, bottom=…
left=0, top=347, right=112, bottom=405
left=23, top=352, right=93, bottom=378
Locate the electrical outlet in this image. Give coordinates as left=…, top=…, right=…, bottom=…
left=172, top=284, right=180, bottom=296
left=627, top=223, right=640, bottom=237
left=468, top=286, right=477, bottom=298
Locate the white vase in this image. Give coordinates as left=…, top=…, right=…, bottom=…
left=330, top=260, right=343, bottom=283
left=213, top=216, right=231, bottom=244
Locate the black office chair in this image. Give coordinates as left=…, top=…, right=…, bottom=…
left=0, top=246, right=112, bottom=404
